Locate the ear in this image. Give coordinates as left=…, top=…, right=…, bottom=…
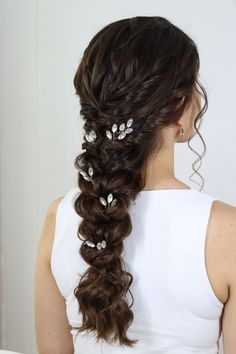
left=175, top=96, right=185, bottom=110
left=175, top=96, right=186, bottom=125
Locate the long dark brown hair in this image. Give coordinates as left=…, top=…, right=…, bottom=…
left=72, top=16, right=207, bottom=347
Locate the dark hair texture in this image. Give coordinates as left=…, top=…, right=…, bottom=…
left=72, top=16, right=207, bottom=347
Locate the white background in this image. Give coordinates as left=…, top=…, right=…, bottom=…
left=1, top=0, right=236, bottom=353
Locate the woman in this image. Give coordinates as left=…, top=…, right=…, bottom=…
left=35, top=16, right=236, bottom=353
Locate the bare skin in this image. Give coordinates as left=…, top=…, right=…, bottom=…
left=35, top=91, right=236, bottom=353
left=35, top=197, right=74, bottom=354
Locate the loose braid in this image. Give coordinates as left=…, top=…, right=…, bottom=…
left=72, top=16, right=207, bottom=347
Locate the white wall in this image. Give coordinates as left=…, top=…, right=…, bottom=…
left=1, top=1, right=39, bottom=353
left=1, top=0, right=235, bottom=353
left=0, top=0, right=3, bottom=349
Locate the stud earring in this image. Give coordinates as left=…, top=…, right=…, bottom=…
left=180, top=127, right=185, bottom=136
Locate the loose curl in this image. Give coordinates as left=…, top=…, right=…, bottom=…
left=72, top=16, right=207, bottom=347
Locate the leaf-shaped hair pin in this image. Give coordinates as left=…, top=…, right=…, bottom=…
left=96, top=240, right=106, bottom=250
left=85, top=129, right=97, bottom=142
left=79, top=166, right=94, bottom=184
left=99, top=193, right=117, bottom=210
left=84, top=239, right=106, bottom=250
left=106, top=118, right=133, bottom=140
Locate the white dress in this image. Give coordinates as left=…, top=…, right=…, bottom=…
left=51, top=186, right=224, bottom=354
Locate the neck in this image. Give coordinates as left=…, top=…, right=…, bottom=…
left=143, top=141, right=179, bottom=190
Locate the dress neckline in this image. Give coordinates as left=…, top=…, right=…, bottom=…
left=140, top=187, right=194, bottom=193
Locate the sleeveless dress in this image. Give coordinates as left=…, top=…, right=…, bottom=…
left=51, top=186, right=224, bottom=354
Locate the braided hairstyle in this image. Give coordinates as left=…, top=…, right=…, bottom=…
left=72, top=16, right=207, bottom=347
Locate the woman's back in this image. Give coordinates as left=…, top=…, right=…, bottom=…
left=49, top=186, right=233, bottom=353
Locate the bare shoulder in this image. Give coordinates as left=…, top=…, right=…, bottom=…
left=47, top=195, right=65, bottom=217
left=211, top=199, right=236, bottom=235
left=37, top=195, right=65, bottom=266
left=211, top=198, right=236, bottom=216
left=210, top=199, right=236, bottom=287
left=210, top=200, right=236, bottom=352
left=35, top=193, right=74, bottom=353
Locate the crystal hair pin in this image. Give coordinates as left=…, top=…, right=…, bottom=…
left=84, top=239, right=107, bottom=250
left=106, top=118, right=133, bottom=140
left=84, top=117, right=134, bottom=142
left=99, top=193, right=117, bottom=210
left=80, top=118, right=132, bottom=252
left=85, top=130, right=97, bottom=142
left=79, top=166, right=94, bottom=184
left=79, top=169, right=118, bottom=210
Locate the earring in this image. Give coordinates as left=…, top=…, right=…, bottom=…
left=180, top=127, right=185, bottom=136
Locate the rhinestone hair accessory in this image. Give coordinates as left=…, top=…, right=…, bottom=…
left=84, top=118, right=133, bottom=142
left=79, top=167, right=94, bottom=184
left=85, top=130, right=97, bottom=142
left=106, top=118, right=133, bottom=140
left=99, top=193, right=117, bottom=209
left=80, top=117, right=134, bottom=251
left=84, top=240, right=107, bottom=250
